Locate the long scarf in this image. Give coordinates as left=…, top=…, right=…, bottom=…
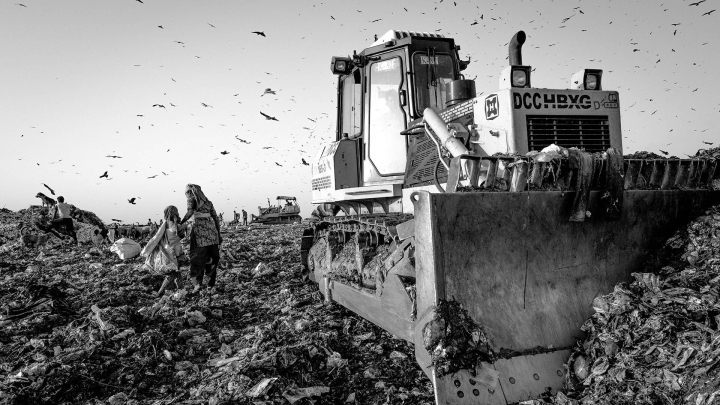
left=185, top=184, right=210, bottom=211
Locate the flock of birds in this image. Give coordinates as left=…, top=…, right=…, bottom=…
left=10, top=0, right=717, bottom=220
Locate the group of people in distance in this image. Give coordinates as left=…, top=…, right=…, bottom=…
left=233, top=209, right=248, bottom=225
left=31, top=184, right=224, bottom=295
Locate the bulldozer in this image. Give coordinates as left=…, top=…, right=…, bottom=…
left=251, top=196, right=302, bottom=224
left=301, top=30, right=720, bottom=404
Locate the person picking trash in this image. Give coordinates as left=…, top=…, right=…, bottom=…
left=49, top=196, right=78, bottom=245
left=179, top=184, right=222, bottom=293
left=141, top=205, right=186, bottom=297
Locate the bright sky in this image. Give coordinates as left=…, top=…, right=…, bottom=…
left=1, top=0, right=717, bottom=224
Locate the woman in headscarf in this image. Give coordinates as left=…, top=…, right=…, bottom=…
left=141, top=205, right=186, bottom=297
left=179, top=184, right=222, bottom=292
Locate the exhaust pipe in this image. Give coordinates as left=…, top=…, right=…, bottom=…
left=508, top=31, right=526, bottom=66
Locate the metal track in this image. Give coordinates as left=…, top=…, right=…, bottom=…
left=311, top=213, right=414, bottom=243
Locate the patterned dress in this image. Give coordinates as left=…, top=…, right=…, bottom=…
left=187, top=198, right=220, bottom=248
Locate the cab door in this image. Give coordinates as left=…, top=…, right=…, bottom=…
left=365, top=50, right=409, bottom=182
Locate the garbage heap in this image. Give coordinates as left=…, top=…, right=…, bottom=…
left=0, top=205, right=104, bottom=249
left=0, top=210, right=435, bottom=405
left=563, top=205, right=720, bottom=405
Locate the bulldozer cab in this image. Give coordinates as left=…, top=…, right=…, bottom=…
left=331, top=31, right=462, bottom=186
left=277, top=196, right=299, bottom=213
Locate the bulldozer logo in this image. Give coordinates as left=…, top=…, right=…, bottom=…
left=485, top=94, right=499, bottom=120
left=513, top=92, right=592, bottom=110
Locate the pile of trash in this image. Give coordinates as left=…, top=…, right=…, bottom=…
left=0, top=206, right=103, bottom=251
left=0, top=208, right=434, bottom=404
left=563, top=205, right=720, bottom=404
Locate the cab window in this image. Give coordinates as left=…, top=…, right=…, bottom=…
left=413, top=53, right=455, bottom=114
left=340, top=69, right=362, bottom=139
left=368, top=56, right=407, bottom=175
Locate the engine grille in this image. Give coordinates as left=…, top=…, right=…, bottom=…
left=527, top=115, right=610, bottom=153
left=312, top=176, right=332, bottom=191
left=406, top=133, right=448, bottom=186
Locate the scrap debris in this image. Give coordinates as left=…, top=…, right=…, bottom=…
left=422, top=300, right=491, bottom=377
left=562, top=205, right=720, bottom=404
left=0, top=206, right=434, bottom=404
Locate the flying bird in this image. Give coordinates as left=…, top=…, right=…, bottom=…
left=148, top=175, right=158, bottom=179
left=112, top=219, right=122, bottom=222
left=702, top=141, right=714, bottom=145
left=235, top=136, right=250, bottom=144
left=201, top=102, right=213, bottom=108
left=262, top=88, right=276, bottom=96
left=689, top=0, right=706, bottom=5
left=251, top=31, right=266, bottom=37
left=105, top=154, right=123, bottom=158
left=302, top=158, right=309, bottom=166
left=208, top=23, right=216, bottom=28
left=99, top=171, right=109, bottom=178
left=158, top=25, right=163, bottom=29
left=16, top=3, right=27, bottom=7
left=174, top=41, right=184, bottom=45
left=152, top=104, right=166, bottom=109
left=260, top=112, right=279, bottom=121
left=221, top=151, right=229, bottom=155
left=659, top=150, right=669, bottom=155
left=702, top=9, right=715, bottom=15
left=275, top=162, right=283, bottom=167
left=162, top=171, right=168, bottom=175
left=128, top=198, right=137, bottom=204
left=43, top=184, right=55, bottom=195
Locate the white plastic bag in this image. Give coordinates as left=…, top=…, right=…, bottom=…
left=109, top=238, right=141, bottom=260
left=142, top=243, right=178, bottom=275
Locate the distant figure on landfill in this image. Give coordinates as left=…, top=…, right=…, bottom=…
left=107, top=223, right=117, bottom=243
left=180, top=184, right=222, bottom=293
left=50, top=196, right=78, bottom=245
left=91, top=229, right=104, bottom=247
left=32, top=208, right=64, bottom=240
left=142, top=205, right=186, bottom=297
left=242, top=209, right=248, bottom=225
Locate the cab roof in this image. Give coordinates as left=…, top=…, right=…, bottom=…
left=370, top=30, right=445, bottom=47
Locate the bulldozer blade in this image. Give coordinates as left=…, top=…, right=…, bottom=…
left=411, top=189, right=720, bottom=404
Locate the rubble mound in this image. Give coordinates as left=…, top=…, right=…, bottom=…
left=0, top=210, right=434, bottom=404
left=2, top=206, right=105, bottom=247
left=564, top=205, right=720, bottom=404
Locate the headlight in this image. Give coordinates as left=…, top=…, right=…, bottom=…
left=512, top=70, right=527, bottom=87
left=499, top=65, right=531, bottom=89
left=585, top=74, right=598, bottom=90
left=330, top=56, right=353, bottom=75
left=570, top=69, right=603, bottom=90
